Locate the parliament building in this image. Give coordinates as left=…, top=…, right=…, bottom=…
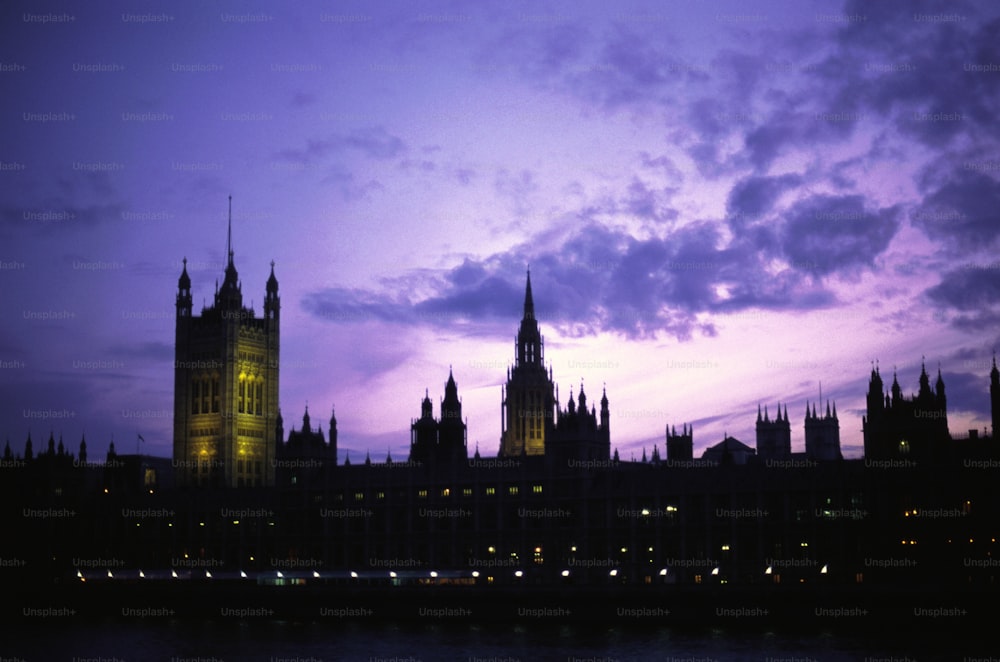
left=3, top=212, right=1000, bottom=626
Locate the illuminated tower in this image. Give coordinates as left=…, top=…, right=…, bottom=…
left=173, top=198, right=279, bottom=487
left=500, top=270, right=556, bottom=457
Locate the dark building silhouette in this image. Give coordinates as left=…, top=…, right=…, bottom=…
left=173, top=198, right=280, bottom=487
left=755, top=404, right=791, bottom=460
left=546, top=382, right=610, bottom=466
left=409, top=370, right=468, bottom=466
left=804, top=400, right=842, bottom=461
left=6, top=253, right=1000, bottom=630
left=666, top=423, right=693, bottom=462
left=862, top=362, right=949, bottom=462
left=274, top=406, right=337, bottom=487
left=701, top=435, right=755, bottom=465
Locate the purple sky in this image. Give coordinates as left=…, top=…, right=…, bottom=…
left=2, top=0, right=999, bottom=462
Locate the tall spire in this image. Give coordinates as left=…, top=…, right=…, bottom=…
left=227, top=194, right=233, bottom=265
left=217, top=196, right=242, bottom=310
left=524, top=267, right=534, bottom=319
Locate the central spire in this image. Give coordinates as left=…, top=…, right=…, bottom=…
left=227, top=194, right=233, bottom=266
left=217, top=196, right=242, bottom=310
left=524, top=267, right=534, bottom=319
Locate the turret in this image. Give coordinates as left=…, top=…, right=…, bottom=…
left=600, top=387, right=609, bottom=431
left=275, top=409, right=285, bottom=446
left=329, top=406, right=338, bottom=465
left=176, top=258, right=192, bottom=318
left=265, top=260, right=280, bottom=321
left=935, top=366, right=946, bottom=409
left=918, top=360, right=931, bottom=399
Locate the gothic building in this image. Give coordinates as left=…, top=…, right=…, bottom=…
left=666, top=423, right=693, bottom=461
left=546, top=382, right=610, bottom=466
left=499, top=271, right=610, bottom=462
left=274, top=406, right=337, bottom=487
left=172, top=199, right=280, bottom=488
left=409, top=370, right=468, bottom=466
left=754, top=401, right=842, bottom=462
left=862, top=361, right=949, bottom=463
left=500, top=271, right=556, bottom=457
left=804, top=400, right=841, bottom=461
left=755, top=404, right=791, bottom=460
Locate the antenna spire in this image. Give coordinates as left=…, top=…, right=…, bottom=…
left=227, top=195, right=233, bottom=264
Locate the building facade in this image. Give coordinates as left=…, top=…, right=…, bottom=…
left=862, top=362, right=949, bottom=463
left=172, top=201, right=280, bottom=487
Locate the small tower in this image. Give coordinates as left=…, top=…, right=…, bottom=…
left=666, top=423, right=693, bottom=462
left=438, top=368, right=468, bottom=463
left=409, top=389, right=438, bottom=465
left=805, top=400, right=842, bottom=461
left=329, top=406, right=338, bottom=466
left=756, top=403, right=791, bottom=461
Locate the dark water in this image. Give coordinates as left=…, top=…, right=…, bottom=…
left=1, top=621, right=992, bottom=662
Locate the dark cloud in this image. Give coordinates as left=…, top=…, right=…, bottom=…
left=912, top=170, right=1000, bottom=251
left=781, top=195, right=901, bottom=277
left=304, top=219, right=839, bottom=341
left=925, top=265, right=1000, bottom=312
left=726, top=173, right=802, bottom=231
left=828, top=0, right=1000, bottom=148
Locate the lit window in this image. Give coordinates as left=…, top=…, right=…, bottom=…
left=462, top=488, right=472, bottom=497
left=532, top=485, right=542, bottom=494
left=508, top=486, right=519, bottom=496
left=418, top=489, right=428, bottom=498
left=486, top=487, right=496, bottom=496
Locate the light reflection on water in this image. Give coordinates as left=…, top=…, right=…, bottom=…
left=0, top=620, right=986, bottom=661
